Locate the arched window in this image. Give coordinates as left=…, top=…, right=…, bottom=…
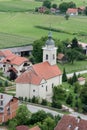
left=46, top=86, right=48, bottom=91
left=46, top=54, right=48, bottom=60
left=53, top=54, right=55, bottom=59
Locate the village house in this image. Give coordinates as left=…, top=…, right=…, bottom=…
left=66, top=8, right=78, bottom=16
left=0, top=50, right=13, bottom=68
left=54, top=115, right=87, bottom=130
left=78, top=77, right=86, bottom=85
left=57, top=53, right=67, bottom=64
left=38, top=6, right=47, bottom=13
left=1, top=53, right=31, bottom=76
left=1, top=45, right=33, bottom=56
left=78, top=41, right=87, bottom=55
left=0, top=93, right=18, bottom=123
left=78, top=6, right=85, bottom=14
left=15, top=32, right=62, bottom=102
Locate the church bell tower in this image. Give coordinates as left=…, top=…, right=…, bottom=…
left=42, top=32, right=57, bottom=65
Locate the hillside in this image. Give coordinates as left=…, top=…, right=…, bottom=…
left=0, top=0, right=87, bottom=48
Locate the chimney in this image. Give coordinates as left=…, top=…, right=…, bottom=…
left=67, top=124, right=72, bottom=130
left=76, top=117, right=81, bottom=123
left=74, top=126, right=79, bottom=130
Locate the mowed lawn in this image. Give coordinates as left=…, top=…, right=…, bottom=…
left=0, top=0, right=86, bottom=48
left=0, top=0, right=86, bottom=11
left=58, top=60, right=87, bottom=73
left=0, top=12, right=87, bottom=48
left=0, top=0, right=42, bottom=12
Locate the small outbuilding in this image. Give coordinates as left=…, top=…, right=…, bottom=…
left=78, top=77, right=86, bottom=85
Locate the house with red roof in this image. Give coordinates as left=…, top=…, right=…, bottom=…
left=16, top=125, right=29, bottom=130
left=38, top=6, right=47, bottom=13
left=16, top=32, right=62, bottom=102
left=78, top=6, right=85, bottom=14
left=66, top=8, right=78, bottom=16
left=78, top=41, right=87, bottom=55
left=57, top=53, right=67, bottom=64
left=1, top=53, right=31, bottom=76
left=78, top=77, right=86, bottom=85
left=0, top=50, right=13, bottom=68
left=0, top=93, right=18, bottom=123
left=54, top=115, right=87, bottom=130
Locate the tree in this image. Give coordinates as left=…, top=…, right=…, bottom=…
left=43, top=0, right=51, bottom=9
left=80, top=85, right=87, bottom=105
left=16, top=105, right=31, bottom=125
left=84, top=6, right=87, bottom=15
left=65, top=14, right=70, bottom=20
left=30, top=110, right=47, bottom=125
left=62, top=68, right=67, bottom=82
left=71, top=37, right=79, bottom=49
left=74, top=82, right=80, bottom=93
left=66, top=93, right=73, bottom=105
left=54, top=115, right=61, bottom=125
left=68, top=1, right=76, bottom=8
left=52, top=86, right=65, bottom=108
left=32, top=37, right=47, bottom=63
left=59, top=2, right=68, bottom=12
left=52, top=4, right=57, bottom=9
left=59, top=2, right=76, bottom=13
left=72, top=72, right=77, bottom=83
left=8, top=119, right=17, bottom=130
left=29, top=54, right=35, bottom=64
left=42, top=117, right=55, bottom=130
left=66, top=48, right=78, bottom=64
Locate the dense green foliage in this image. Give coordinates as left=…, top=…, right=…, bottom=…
left=62, top=68, right=67, bottom=82
left=52, top=86, right=66, bottom=108
left=16, top=105, right=31, bottom=125
left=8, top=105, right=61, bottom=130
left=59, top=1, right=76, bottom=12
left=32, top=37, right=47, bottom=63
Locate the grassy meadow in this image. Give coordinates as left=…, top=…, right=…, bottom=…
left=58, top=60, right=87, bottom=73
left=0, top=0, right=86, bottom=48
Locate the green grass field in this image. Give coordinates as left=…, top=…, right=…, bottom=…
left=0, top=12, right=87, bottom=48
left=58, top=60, right=87, bottom=73
left=0, top=0, right=86, bottom=48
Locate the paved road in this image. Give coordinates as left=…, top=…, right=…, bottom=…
left=67, top=70, right=87, bottom=78
left=27, top=104, right=63, bottom=117
left=27, top=104, right=87, bottom=120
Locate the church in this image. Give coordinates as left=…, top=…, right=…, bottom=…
left=15, top=32, right=62, bottom=102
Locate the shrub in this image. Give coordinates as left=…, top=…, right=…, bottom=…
left=41, top=99, right=47, bottom=105
left=4, top=80, right=8, bottom=87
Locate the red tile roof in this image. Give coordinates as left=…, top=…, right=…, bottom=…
left=2, top=54, right=28, bottom=66
left=66, top=8, right=78, bottom=13
left=78, top=77, right=85, bottom=81
left=0, top=50, right=12, bottom=57
left=54, top=115, right=87, bottom=130
left=15, top=61, right=62, bottom=85
left=16, top=125, right=29, bottom=130
left=30, top=126, right=41, bottom=130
